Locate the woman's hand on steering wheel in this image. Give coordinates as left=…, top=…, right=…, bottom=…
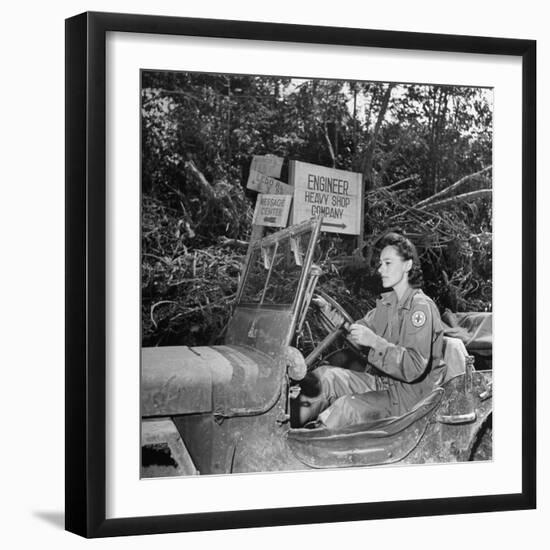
left=348, top=323, right=377, bottom=348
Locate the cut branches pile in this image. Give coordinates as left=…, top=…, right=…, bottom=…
left=141, top=161, right=253, bottom=346
left=141, top=73, right=493, bottom=346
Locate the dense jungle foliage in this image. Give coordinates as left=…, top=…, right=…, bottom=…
left=141, top=72, right=492, bottom=347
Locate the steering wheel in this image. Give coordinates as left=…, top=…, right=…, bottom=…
left=313, top=290, right=354, bottom=331
left=303, top=290, right=367, bottom=369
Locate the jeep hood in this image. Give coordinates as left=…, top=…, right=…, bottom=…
left=141, top=344, right=282, bottom=417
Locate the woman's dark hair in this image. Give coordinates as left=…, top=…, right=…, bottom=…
left=379, top=232, right=424, bottom=287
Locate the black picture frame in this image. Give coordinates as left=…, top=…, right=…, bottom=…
left=65, top=11, right=536, bottom=538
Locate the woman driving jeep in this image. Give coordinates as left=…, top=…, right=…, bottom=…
left=297, top=232, right=447, bottom=430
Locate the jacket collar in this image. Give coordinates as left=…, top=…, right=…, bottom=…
left=379, top=287, right=419, bottom=310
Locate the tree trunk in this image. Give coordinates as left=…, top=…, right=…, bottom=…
left=323, top=122, right=336, bottom=168
left=361, top=83, right=393, bottom=191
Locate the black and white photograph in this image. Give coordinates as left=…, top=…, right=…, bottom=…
left=1, top=1, right=543, bottom=546
left=140, top=71, right=494, bottom=478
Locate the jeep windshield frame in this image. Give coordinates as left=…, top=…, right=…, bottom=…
left=235, top=218, right=322, bottom=313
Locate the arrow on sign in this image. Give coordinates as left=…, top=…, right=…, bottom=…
left=263, top=216, right=277, bottom=223
left=322, top=222, right=347, bottom=229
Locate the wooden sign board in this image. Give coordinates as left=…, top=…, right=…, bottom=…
left=252, top=194, right=293, bottom=228
left=247, top=169, right=293, bottom=195
left=291, top=161, right=363, bottom=235
left=250, top=154, right=284, bottom=179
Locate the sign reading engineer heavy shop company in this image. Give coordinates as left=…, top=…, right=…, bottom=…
left=291, top=161, right=363, bottom=235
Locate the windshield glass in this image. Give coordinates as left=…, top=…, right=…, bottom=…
left=240, top=229, right=312, bottom=306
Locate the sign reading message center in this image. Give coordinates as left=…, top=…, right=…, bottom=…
left=291, top=161, right=363, bottom=235
left=252, top=194, right=292, bottom=228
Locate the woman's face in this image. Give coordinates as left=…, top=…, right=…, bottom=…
left=377, top=245, right=412, bottom=289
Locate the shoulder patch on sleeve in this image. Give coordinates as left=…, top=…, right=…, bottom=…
left=411, top=310, right=426, bottom=327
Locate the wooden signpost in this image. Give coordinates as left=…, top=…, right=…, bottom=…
left=290, top=160, right=363, bottom=236
left=241, top=156, right=365, bottom=298
left=243, top=155, right=292, bottom=269
left=249, top=154, right=284, bottom=179
left=247, top=169, right=293, bottom=195
left=252, top=194, right=293, bottom=228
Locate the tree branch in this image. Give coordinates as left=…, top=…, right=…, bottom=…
left=419, top=189, right=492, bottom=211
left=184, top=160, right=215, bottom=198
left=415, top=166, right=492, bottom=208
left=380, top=175, right=419, bottom=192
left=218, top=236, right=249, bottom=248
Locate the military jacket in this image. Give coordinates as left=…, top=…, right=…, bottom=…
left=359, top=287, right=446, bottom=415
